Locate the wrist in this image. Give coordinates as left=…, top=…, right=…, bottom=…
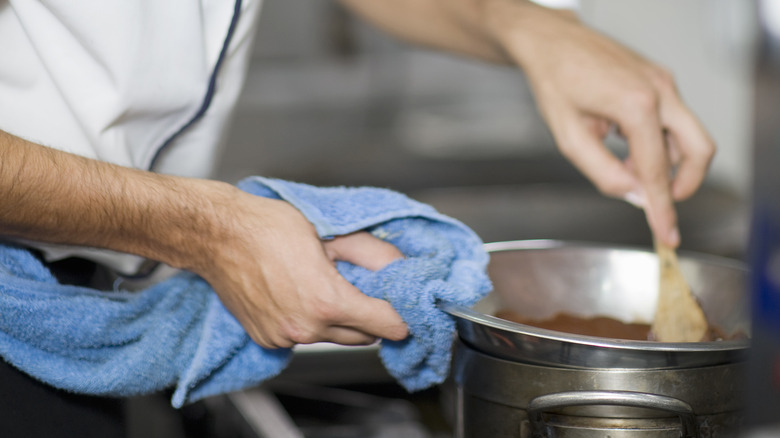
left=147, top=177, right=239, bottom=274
left=481, top=0, right=581, bottom=72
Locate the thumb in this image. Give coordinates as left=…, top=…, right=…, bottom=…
left=324, top=231, right=403, bottom=271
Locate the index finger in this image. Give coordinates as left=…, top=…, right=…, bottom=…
left=335, top=281, right=409, bottom=341
left=619, top=98, right=680, bottom=247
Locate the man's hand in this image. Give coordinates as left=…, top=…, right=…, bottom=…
left=194, top=187, right=408, bottom=349
left=484, top=2, right=715, bottom=247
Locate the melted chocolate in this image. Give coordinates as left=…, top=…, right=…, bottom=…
left=494, top=310, right=745, bottom=342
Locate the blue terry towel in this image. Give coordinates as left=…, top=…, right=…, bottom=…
left=0, top=176, right=491, bottom=407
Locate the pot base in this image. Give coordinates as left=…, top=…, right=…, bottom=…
left=452, top=341, right=746, bottom=438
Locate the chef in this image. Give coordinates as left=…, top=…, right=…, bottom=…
left=0, top=0, right=714, bottom=436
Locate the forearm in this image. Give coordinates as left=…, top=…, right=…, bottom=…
left=337, top=0, right=572, bottom=66
left=0, top=129, right=231, bottom=272
left=337, top=0, right=510, bottom=63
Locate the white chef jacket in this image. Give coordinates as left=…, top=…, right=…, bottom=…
left=0, top=0, right=263, bottom=275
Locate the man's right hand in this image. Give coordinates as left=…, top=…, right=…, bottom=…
left=191, top=185, right=409, bottom=349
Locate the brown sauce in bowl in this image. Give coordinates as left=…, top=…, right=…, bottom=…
left=494, top=310, right=745, bottom=342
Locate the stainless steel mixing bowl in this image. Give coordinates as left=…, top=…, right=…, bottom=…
left=441, top=240, right=750, bottom=369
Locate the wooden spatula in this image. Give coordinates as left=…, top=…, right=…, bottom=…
left=651, top=240, right=709, bottom=342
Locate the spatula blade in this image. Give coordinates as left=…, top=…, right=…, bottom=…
left=651, top=241, right=709, bottom=343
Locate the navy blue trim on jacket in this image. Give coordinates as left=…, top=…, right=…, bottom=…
left=148, top=0, right=244, bottom=171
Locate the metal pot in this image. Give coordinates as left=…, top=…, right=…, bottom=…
left=442, top=240, right=750, bottom=437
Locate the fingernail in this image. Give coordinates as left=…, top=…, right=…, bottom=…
left=623, top=190, right=647, bottom=209
left=668, top=227, right=680, bottom=247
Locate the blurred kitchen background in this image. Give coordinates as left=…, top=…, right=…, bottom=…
left=130, top=1, right=760, bottom=436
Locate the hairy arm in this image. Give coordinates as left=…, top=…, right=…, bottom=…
left=0, top=129, right=407, bottom=348
left=337, top=0, right=509, bottom=64
left=339, top=0, right=715, bottom=248
left=0, top=129, right=216, bottom=267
